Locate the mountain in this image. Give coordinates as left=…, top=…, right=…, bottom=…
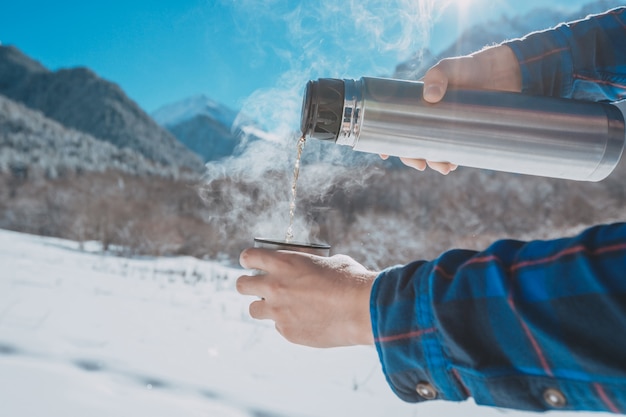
left=395, top=0, right=624, bottom=79
left=152, top=95, right=244, bottom=162
left=0, top=94, right=179, bottom=178
left=152, top=94, right=239, bottom=129
left=0, top=45, right=205, bottom=175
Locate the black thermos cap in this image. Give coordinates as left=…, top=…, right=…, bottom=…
left=300, top=78, right=344, bottom=141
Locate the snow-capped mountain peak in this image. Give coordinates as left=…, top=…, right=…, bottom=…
left=151, top=94, right=239, bottom=129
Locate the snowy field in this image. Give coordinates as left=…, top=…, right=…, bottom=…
left=0, top=229, right=603, bottom=417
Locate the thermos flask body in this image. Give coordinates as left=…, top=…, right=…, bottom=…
left=301, top=77, right=625, bottom=181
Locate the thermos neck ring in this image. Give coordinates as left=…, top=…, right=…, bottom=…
left=337, top=78, right=362, bottom=147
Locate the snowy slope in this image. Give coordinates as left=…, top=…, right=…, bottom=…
left=0, top=230, right=603, bottom=416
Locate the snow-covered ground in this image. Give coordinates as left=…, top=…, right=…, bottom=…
left=0, top=229, right=602, bottom=417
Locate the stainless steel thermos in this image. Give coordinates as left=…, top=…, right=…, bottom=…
left=300, top=77, right=626, bottom=181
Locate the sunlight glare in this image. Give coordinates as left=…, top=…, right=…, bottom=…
left=449, top=0, right=478, bottom=13
left=444, top=0, right=495, bottom=35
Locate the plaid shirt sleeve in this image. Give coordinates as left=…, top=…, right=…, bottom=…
left=371, top=8, right=626, bottom=413
left=506, top=7, right=626, bottom=101
left=371, top=223, right=626, bottom=412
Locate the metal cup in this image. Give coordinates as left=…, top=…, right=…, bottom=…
left=253, top=237, right=331, bottom=256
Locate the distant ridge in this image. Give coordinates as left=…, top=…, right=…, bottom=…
left=0, top=45, right=205, bottom=175
left=152, top=95, right=244, bottom=162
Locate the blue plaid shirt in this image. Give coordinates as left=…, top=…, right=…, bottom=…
left=371, top=8, right=626, bottom=413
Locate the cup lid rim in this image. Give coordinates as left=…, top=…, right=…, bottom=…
left=254, top=237, right=331, bottom=250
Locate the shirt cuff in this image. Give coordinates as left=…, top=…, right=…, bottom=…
left=370, top=262, right=466, bottom=404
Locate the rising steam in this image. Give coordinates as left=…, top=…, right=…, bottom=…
left=202, top=0, right=452, bottom=248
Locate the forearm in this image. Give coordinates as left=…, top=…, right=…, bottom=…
left=505, top=7, right=626, bottom=101
left=371, top=223, right=626, bottom=412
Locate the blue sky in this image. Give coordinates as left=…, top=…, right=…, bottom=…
left=1, top=0, right=596, bottom=114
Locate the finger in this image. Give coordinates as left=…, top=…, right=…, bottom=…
left=249, top=299, right=273, bottom=320
left=379, top=154, right=389, bottom=160
left=240, top=247, right=278, bottom=271
left=426, top=161, right=455, bottom=175
left=236, top=275, right=266, bottom=297
left=399, top=157, right=427, bottom=171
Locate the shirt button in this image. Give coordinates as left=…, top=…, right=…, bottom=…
left=543, top=388, right=567, bottom=408
left=416, top=382, right=437, bottom=400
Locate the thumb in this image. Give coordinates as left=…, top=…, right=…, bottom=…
left=422, top=65, right=448, bottom=103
